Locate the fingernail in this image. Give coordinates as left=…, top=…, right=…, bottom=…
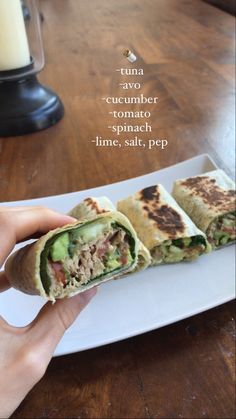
left=61, top=215, right=77, bottom=223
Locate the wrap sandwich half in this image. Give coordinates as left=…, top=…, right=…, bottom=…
left=5, top=210, right=141, bottom=301
left=117, top=184, right=211, bottom=265
left=68, top=196, right=151, bottom=271
left=172, top=169, right=236, bottom=248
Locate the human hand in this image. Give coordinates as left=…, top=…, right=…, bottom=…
left=0, top=206, right=97, bottom=418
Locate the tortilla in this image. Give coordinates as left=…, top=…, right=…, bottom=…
left=117, top=184, right=211, bottom=265
left=69, top=196, right=116, bottom=219
left=5, top=211, right=140, bottom=302
left=69, top=197, right=151, bottom=271
left=172, top=169, right=236, bottom=248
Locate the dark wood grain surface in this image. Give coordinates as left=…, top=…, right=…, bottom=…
left=0, top=0, right=235, bottom=418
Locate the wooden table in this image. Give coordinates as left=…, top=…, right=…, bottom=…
left=0, top=0, right=235, bottom=417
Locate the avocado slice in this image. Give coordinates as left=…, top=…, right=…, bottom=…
left=50, top=233, right=69, bottom=262
left=106, top=258, right=121, bottom=270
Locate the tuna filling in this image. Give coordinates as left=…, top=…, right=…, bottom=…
left=151, top=235, right=209, bottom=265
left=207, top=212, right=236, bottom=248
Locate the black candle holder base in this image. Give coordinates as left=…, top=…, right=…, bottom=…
left=0, top=75, right=64, bottom=137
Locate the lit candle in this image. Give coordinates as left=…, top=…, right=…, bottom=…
left=123, top=49, right=137, bottom=63
left=0, top=0, right=31, bottom=71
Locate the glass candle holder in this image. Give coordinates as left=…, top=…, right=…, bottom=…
left=0, top=0, right=64, bottom=137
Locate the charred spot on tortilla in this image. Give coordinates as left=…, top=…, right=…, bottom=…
left=84, top=197, right=107, bottom=214
left=144, top=204, right=185, bottom=236
left=180, top=176, right=236, bottom=212
left=181, top=176, right=209, bottom=187
left=139, top=186, right=160, bottom=203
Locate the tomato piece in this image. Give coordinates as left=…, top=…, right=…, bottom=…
left=51, top=262, right=67, bottom=285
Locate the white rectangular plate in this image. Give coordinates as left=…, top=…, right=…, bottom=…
left=0, top=154, right=235, bottom=356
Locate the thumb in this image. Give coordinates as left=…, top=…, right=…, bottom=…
left=28, top=287, right=97, bottom=360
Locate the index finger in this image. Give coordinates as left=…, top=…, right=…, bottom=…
left=0, top=206, right=76, bottom=267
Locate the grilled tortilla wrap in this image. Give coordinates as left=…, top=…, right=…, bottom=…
left=117, top=184, right=211, bottom=265
left=69, top=197, right=151, bottom=271
left=69, top=196, right=116, bottom=219
left=172, top=170, right=236, bottom=248
left=5, top=211, right=140, bottom=301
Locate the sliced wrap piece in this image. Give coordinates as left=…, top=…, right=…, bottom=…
left=69, top=196, right=116, bottom=220
left=172, top=169, right=236, bottom=248
left=5, top=211, right=140, bottom=302
left=69, top=197, right=151, bottom=271
left=117, top=184, right=211, bottom=265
